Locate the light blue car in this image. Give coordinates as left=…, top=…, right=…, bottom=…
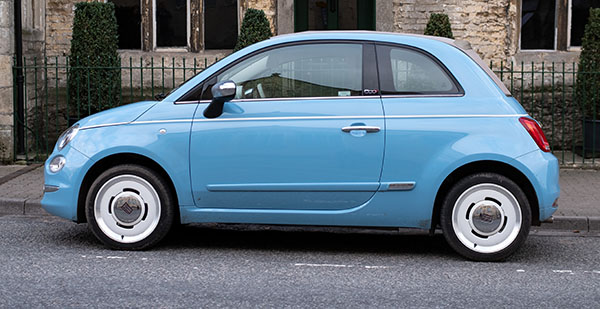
left=42, top=31, right=559, bottom=261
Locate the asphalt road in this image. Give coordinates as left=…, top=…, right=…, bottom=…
left=0, top=215, right=599, bottom=308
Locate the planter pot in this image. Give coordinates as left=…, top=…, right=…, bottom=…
left=583, top=119, right=600, bottom=158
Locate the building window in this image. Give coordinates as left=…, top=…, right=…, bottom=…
left=110, top=0, right=142, bottom=49
left=521, top=0, right=556, bottom=50
left=569, top=0, right=600, bottom=47
left=156, top=0, right=189, bottom=48
left=204, top=0, right=238, bottom=49
left=108, top=0, right=241, bottom=51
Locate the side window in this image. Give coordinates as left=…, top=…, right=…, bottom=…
left=376, top=45, right=460, bottom=95
left=216, top=43, right=363, bottom=99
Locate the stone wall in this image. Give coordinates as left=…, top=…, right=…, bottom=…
left=392, top=0, right=517, bottom=63
left=46, top=0, right=76, bottom=58
left=0, top=0, right=14, bottom=160
left=240, top=0, right=277, bottom=34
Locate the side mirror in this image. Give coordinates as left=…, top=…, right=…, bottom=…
left=203, top=80, right=236, bottom=118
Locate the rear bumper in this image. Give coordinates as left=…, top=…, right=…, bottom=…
left=514, top=150, right=560, bottom=222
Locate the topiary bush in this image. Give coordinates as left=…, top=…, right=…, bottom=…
left=234, top=8, right=272, bottom=52
left=68, top=2, right=120, bottom=118
left=577, top=8, right=600, bottom=120
left=424, top=13, right=454, bottom=39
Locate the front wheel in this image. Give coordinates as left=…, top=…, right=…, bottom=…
left=85, top=164, right=175, bottom=250
left=440, top=173, right=531, bottom=261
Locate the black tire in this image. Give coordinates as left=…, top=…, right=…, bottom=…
left=85, top=164, right=175, bottom=250
left=440, top=173, right=531, bottom=261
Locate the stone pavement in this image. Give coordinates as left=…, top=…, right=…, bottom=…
left=0, top=165, right=598, bottom=231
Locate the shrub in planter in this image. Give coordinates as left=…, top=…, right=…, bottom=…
left=424, top=13, right=454, bottom=39
left=234, top=8, right=272, bottom=52
left=577, top=8, right=600, bottom=154
left=68, top=2, right=120, bottom=119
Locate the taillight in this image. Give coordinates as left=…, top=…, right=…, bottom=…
left=519, top=117, right=551, bottom=152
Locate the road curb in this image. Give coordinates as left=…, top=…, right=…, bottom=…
left=0, top=198, right=598, bottom=232
left=0, top=198, right=45, bottom=216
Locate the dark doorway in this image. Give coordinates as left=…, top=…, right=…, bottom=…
left=294, top=0, right=375, bottom=32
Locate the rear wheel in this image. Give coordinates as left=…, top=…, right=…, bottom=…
left=440, top=173, right=531, bottom=261
left=85, top=164, right=175, bottom=250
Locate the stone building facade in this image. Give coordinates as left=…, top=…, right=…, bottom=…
left=0, top=0, right=596, bottom=159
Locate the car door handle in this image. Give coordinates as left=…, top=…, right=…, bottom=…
left=341, top=126, right=380, bottom=133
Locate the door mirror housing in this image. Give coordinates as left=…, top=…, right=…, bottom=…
left=203, top=80, right=236, bottom=118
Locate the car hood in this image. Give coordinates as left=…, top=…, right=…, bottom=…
left=76, top=101, right=158, bottom=129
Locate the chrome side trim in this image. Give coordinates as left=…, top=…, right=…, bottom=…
left=177, top=96, right=377, bottom=104
left=176, top=94, right=468, bottom=104
left=44, top=185, right=60, bottom=193
left=132, top=119, right=194, bottom=125
left=381, top=93, right=464, bottom=98
left=80, top=114, right=527, bottom=129
left=79, top=122, right=130, bottom=130
left=379, top=182, right=416, bottom=191
left=193, top=115, right=382, bottom=122
left=174, top=100, right=204, bottom=104
left=386, top=114, right=527, bottom=119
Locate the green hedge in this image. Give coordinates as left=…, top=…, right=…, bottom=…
left=234, top=9, right=272, bottom=52
left=68, top=2, right=120, bottom=118
left=577, top=8, right=600, bottom=120
left=424, top=13, right=454, bottom=39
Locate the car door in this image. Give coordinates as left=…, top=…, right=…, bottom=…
left=189, top=42, right=384, bottom=210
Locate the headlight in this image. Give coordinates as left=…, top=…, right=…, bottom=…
left=49, top=156, right=66, bottom=173
left=57, top=124, right=79, bottom=151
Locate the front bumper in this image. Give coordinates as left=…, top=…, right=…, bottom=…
left=41, top=145, right=92, bottom=222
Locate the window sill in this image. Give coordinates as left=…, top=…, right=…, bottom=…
left=155, top=48, right=189, bottom=53
left=513, top=50, right=581, bottom=63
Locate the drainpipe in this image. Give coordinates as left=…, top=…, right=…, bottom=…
left=14, top=0, right=25, bottom=154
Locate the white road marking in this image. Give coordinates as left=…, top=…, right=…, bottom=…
left=552, top=270, right=573, bottom=274
left=295, top=263, right=353, bottom=268
left=516, top=269, right=525, bottom=272
left=294, top=263, right=388, bottom=269
left=106, top=256, right=126, bottom=259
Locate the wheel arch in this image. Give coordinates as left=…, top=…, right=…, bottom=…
left=76, top=153, right=179, bottom=224
left=431, top=160, right=540, bottom=230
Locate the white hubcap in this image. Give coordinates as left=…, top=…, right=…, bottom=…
left=452, top=183, right=522, bottom=254
left=94, top=174, right=161, bottom=243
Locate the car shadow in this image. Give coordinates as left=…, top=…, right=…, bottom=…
left=158, top=223, right=458, bottom=258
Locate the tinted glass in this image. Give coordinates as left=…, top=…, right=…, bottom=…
left=217, top=44, right=363, bottom=99
left=205, top=0, right=238, bottom=49
left=156, top=0, right=187, bottom=47
left=110, top=0, right=141, bottom=49
left=376, top=45, right=459, bottom=94
left=570, top=0, right=600, bottom=46
left=521, top=0, right=556, bottom=50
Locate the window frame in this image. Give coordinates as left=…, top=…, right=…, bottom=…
left=153, top=0, right=191, bottom=51
left=177, top=40, right=375, bottom=103
left=566, top=0, right=600, bottom=50
left=375, top=42, right=465, bottom=97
